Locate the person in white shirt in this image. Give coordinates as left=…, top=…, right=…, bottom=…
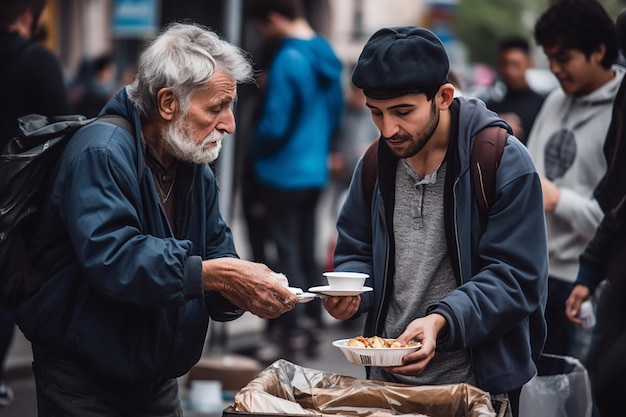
left=526, top=0, right=624, bottom=365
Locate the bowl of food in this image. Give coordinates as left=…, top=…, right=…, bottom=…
left=323, top=271, right=369, bottom=290
left=332, top=336, right=422, bottom=367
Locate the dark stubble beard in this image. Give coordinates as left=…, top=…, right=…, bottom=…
left=384, top=99, right=439, bottom=159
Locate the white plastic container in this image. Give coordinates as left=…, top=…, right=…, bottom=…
left=332, top=338, right=421, bottom=367
left=579, top=300, right=596, bottom=329
left=189, top=380, right=223, bottom=413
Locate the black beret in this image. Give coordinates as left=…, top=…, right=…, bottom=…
left=352, top=26, right=449, bottom=100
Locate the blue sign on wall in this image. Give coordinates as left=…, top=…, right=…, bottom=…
left=113, top=0, right=160, bottom=38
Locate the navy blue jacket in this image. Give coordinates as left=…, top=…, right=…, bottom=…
left=334, top=97, right=548, bottom=393
left=15, top=88, right=242, bottom=383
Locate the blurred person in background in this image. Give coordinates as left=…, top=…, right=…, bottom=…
left=245, top=0, right=343, bottom=362
left=68, top=52, right=118, bottom=118
left=323, top=26, right=548, bottom=417
left=241, top=38, right=281, bottom=270
left=0, top=0, right=69, bottom=149
left=527, top=0, right=624, bottom=367
left=0, top=0, right=69, bottom=407
left=12, top=22, right=298, bottom=416
left=485, top=36, right=547, bottom=145
left=565, top=8, right=626, bottom=417
left=328, top=62, right=379, bottom=217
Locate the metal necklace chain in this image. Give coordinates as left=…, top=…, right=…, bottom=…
left=155, top=168, right=177, bottom=204
left=141, top=130, right=177, bottom=205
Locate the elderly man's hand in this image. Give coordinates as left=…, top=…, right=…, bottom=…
left=202, top=258, right=297, bottom=319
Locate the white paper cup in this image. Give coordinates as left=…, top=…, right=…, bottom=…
left=323, top=272, right=368, bottom=290
left=189, top=380, right=223, bottom=413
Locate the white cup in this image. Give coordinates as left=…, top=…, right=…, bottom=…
left=323, top=271, right=368, bottom=290
left=189, top=380, right=223, bottom=413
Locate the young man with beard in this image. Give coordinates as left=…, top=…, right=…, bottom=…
left=322, top=26, right=548, bottom=417
left=12, top=22, right=298, bottom=416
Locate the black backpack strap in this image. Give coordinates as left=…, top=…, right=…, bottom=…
left=96, top=114, right=132, bottom=135
left=471, top=126, right=507, bottom=217
left=362, top=127, right=506, bottom=217
left=94, top=114, right=144, bottom=181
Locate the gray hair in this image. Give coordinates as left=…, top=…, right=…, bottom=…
left=127, top=22, right=253, bottom=119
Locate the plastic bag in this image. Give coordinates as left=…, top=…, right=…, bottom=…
left=519, top=353, right=592, bottom=417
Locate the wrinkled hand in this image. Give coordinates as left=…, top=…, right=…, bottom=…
left=202, top=258, right=297, bottom=319
left=384, top=314, right=447, bottom=376
left=322, top=295, right=360, bottom=320
left=540, top=176, right=561, bottom=212
left=565, top=284, right=591, bottom=326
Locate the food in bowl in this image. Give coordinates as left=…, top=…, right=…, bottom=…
left=333, top=336, right=422, bottom=367
left=347, top=335, right=419, bottom=349
left=323, top=271, right=369, bottom=289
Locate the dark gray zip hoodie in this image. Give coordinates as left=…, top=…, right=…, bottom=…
left=334, top=97, right=548, bottom=393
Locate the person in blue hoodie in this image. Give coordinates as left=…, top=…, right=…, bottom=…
left=322, top=26, right=548, bottom=417
left=13, top=22, right=298, bottom=416
left=245, top=0, right=343, bottom=361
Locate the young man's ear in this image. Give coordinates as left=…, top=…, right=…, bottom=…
left=436, top=83, right=456, bottom=109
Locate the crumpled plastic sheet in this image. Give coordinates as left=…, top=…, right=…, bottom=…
left=234, top=359, right=497, bottom=417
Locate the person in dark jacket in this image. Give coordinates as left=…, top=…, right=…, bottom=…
left=0, top=0, right=69, bottom=407
left=565, top=8, right=626, bottom=417
left=13, top=22, right=298, bottom=416
left=322, top=26, right=548, bottom=417
left=484, top=36, right=547, bottom=145
left=68, top=52, right=117, bottom=118
left=0, top=0, right=69, bottom=150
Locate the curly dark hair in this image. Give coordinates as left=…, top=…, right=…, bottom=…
left=534, top=0, right=618, bottom=69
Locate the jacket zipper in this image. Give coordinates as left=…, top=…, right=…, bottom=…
left=453, top=174, right=478, bottom=383
left=452, top=176, right=464, bottom=285
left=373, top=188, right=390, bottom=336
left=374, top=235, right=390, bottom=335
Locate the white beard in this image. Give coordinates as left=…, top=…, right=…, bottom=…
left=163, top=114, right=224, bottom=164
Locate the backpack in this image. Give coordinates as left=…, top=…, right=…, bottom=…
left=0, top=113, right=132, bottom=310
left=362, top=126, right=507, bottom=216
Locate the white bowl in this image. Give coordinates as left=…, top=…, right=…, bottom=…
left=332, top=338, right=421, bottom=367
left=323, top=272, right=368, bottom=290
